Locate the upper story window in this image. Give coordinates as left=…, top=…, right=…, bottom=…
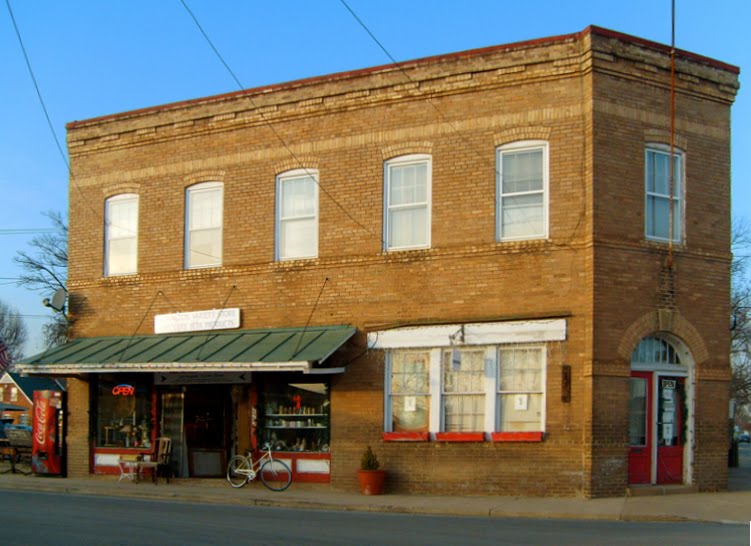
left=645, top=145, right=684, bottom=243
left=497, top=141, right=549, bottom=241
left=384, top=155, right=431, bottom=251
left=104, top=193, right=138, bottom=276
left=276, top=169, right=319, bottom=260
left=185, top=182, right=223, bottom=269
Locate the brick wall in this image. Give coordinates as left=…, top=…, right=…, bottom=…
left=61, top=28, right=738, bottom=496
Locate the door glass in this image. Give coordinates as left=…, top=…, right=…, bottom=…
left=629, top=378, right=647, bottom=446
left=658, top=378, right=680, bottom=446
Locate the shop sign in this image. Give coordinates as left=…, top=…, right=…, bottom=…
left=154, top=372, right=252, bottom=385
left=112, top=384, right=135, bottom=396
left=154, top=308, right=240, bottom=334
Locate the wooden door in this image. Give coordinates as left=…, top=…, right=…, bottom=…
left=656, top=376, right=684, bottom=484
left=628, top=371, right=652, bottom=484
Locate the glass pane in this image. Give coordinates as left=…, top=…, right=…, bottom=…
left=389, top=207, right=427, bottom=248
left=391, top=352, right=430, bottom=394
left=502, top=149, right=543, bottom=194
left=501, top=194, right=543, bottom=239
left=442, top=350, right=485, bottom=393
left=658, top=380, right=680, bottom=446
left=108, top=238, right=137, bottom=275
left=281, top=176, right=316, bottom=217
left=498, top=347, right=542, bottom=391
left=392, top=395, right=429, bottom=432
left=443, top=394, right=484, bottom=432
left=189, top=228, right=222, bottom=267
left=390, top=162, right=427, bottom=206
left=96, top=374, right=154, bottom=449
left=107, top=197, right=138, bottom=239
left=280, top=218, right=317, bottom=259
left=629, top=378, right=647, bottom=446
left=497, top=393, right=542, bottom=432
left=190, top=188, right=222, bottom=230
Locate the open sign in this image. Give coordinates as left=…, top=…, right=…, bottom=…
left=112, top=384, right=135, bottom=396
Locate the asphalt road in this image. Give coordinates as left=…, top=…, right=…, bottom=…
left=1, top=490, right=747, bottom=546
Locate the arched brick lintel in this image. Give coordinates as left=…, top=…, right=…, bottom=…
left=617, top=310, right=709, bottom=365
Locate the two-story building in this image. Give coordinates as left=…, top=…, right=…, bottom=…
left=18, top=26, right=739, bottom=497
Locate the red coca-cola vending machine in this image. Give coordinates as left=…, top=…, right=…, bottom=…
left=32, top=390, right=66, bottom=476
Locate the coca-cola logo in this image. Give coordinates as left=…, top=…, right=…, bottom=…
left=35, top=398, right=48, bottom=445
left=112, top=384, right=135, bottom=396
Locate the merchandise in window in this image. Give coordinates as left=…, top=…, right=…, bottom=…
left=95, top=375, right=153, bottom=449
left=384, top=155, right=431, bottom=250
left=185, top=182, right=223, bottom=268
left=260, top=381, right=330, bottom=452
left=497, top=141, right=548, bottom=241
left=645, top=145, right=683, bottom=242
left=104, top=193, right=138, bottom=276
left=276, top=170, right=319, bottom=260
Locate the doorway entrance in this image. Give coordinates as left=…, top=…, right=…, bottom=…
left=628, top=335, right=690, bottom=486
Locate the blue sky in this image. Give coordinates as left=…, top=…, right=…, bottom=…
left=1, top=0, right=748, bottom=356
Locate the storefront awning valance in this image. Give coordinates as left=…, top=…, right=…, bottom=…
left=15, top=325, right=357, bottom=375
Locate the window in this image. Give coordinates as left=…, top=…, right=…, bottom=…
left=389, top=352, right=430, bottom=432
left=95, top=374, right=153, bottom=449
left=645, top=145, right=683, bottom=242
left=10, top=387, right=18, bottom=402
left=385, top=345, right=546, bottom=437
left=497, top=141, right=548, bottom=241
left=104, top=194, right=138, bottom=276
left=185, top=182, right=223, bottom=268
left=497, top=347, right=544, bottom=432
left=384, top=155, right=431, bottom=250
left=276, top=170, right=318, bottom=260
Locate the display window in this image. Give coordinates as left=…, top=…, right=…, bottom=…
left=259, top=379, right=329, bottom=453
left=95, top=374, right=153, bottom=449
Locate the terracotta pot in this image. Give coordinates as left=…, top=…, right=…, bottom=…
left=357, top=469, right=385, bottom=495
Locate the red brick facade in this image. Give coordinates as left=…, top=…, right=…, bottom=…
left=59, top=27, right=739, bottom=496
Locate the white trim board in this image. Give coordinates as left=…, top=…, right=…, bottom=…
left=368, top=319, right=566, bottom=349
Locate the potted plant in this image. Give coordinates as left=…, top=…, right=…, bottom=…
left=357, top=445, right=385, bottom=495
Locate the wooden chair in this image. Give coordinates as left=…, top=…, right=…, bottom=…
left=138, top=437, right=172, bottom=484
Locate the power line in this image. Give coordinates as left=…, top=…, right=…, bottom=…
left=179, top=0, right=384, bottom=247
left=0, top=229, right=56, bottom=235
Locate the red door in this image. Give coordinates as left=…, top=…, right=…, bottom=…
left=656, top=377, right=684, bottom=484
left=628, top=372, right=651, bottom=484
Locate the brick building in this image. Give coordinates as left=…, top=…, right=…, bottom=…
left=18, top=26, right=739, bottom=497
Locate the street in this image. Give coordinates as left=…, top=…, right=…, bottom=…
left=0, top=490, right=746, bottom=546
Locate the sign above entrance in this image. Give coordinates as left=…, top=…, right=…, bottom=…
left=154, top=308, right=240, bottom=334
left=154, top=372, right=252, bottom=385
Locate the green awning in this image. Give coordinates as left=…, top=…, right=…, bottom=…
left=15, top=325, right=357, bottom=375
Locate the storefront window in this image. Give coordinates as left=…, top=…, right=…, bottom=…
left=95, top=375, right=153, bottom=449
left=260, top=380, right=329, bottom=452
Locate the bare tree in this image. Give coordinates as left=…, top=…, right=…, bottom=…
left=731, top=217, right=751, bottom=413
left=0, top=300, right=28, bottom=362
left=13, top=210, right=70, bottom=348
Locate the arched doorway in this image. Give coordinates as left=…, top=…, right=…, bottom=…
left=628, top=334, right=693, bottom=485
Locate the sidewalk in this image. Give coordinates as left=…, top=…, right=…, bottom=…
left=1, top=468, right=749, bottom=524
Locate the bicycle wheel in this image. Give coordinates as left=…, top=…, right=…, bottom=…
left=259, top=459, right=292, bottom=491
left=226, top=455, right=251, bottom=488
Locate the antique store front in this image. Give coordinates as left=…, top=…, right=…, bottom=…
left=17, top=324, right=355, bottom=483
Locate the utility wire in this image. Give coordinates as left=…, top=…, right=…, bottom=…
left=179, top=0, right=384, bottom=246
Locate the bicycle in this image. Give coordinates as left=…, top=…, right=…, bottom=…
left=226, top=443, right=292, bottom=492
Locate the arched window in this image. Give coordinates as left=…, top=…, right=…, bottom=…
left=631, top=336, right=682, bottom=367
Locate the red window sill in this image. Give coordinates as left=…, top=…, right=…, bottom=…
left=434, top=432, right=485, bottom=442
left=491, top=432, right=544, bottom=442
left=382, top=432, right=429, bottom=442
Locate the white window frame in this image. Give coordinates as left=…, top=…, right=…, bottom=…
left=496, top=345, right=546, bottom=433
left=645, top=144, right=684, bottom=243
left=384, top=344, right=547, bottom=435
left=383, top=154, right=432, bottom=251
left=104, top=193, right=138, bottom=277
left=496, top=140, right=549, bottom=241
left=276, top=169, right=319, bottom=261
left=185, top=181, right=223, bottom=269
